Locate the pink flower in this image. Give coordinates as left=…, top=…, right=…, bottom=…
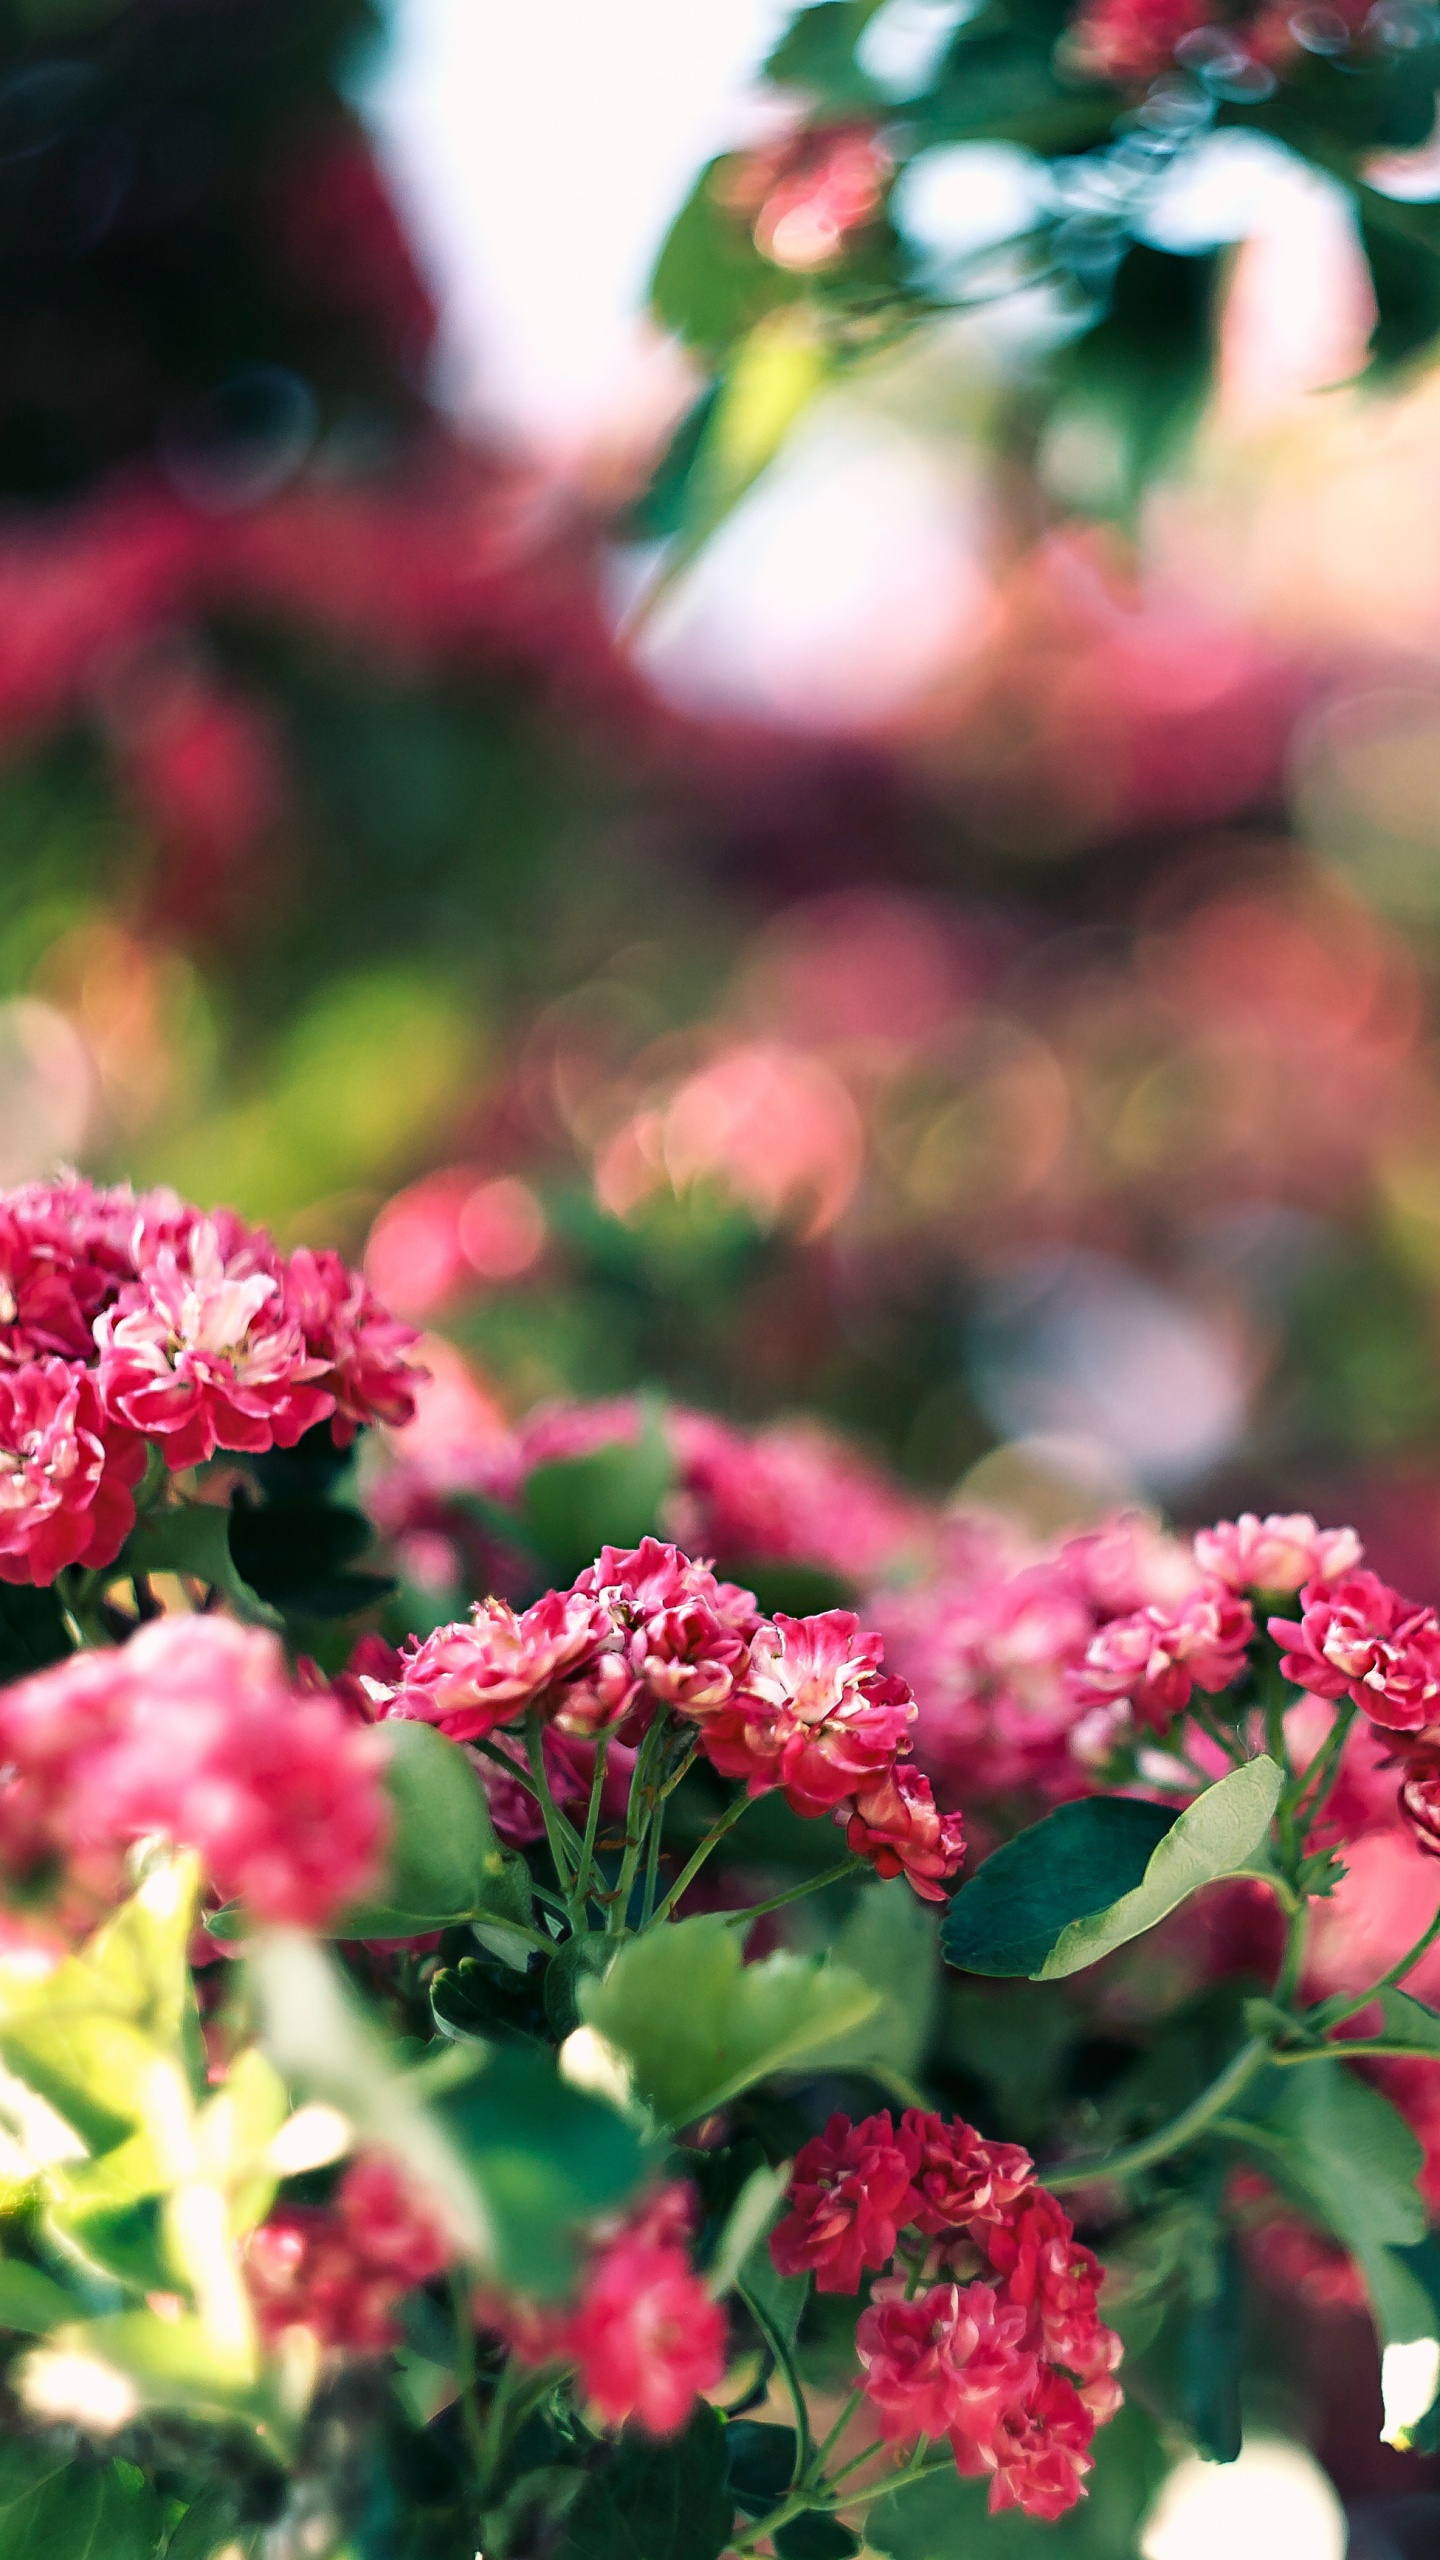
left=1066, top=1580, right=1253, bottom=1732
left=1399, top=1755, right=1440, bottom=1858
left=0, top=1187, right=129, bottom=1368
left=566, top=1538, right=758, bottom=1728
left=247, top=2151, right=450, bottom=2352
left=844, top=1763, right=966, bottom=1900
left=564, top=2221, right=727, bottom=2437
left=0, top=1359, right=145, bottom=1585
left=0, top=1614, right=388, bottom=1926
left=979, top=2189, right=1118, bottom=2394
left=771, top=2112, right=919, bottom=2294
left=899, top=2112, right=1034, bottom=2237
left=284, top=1246, right=423, bottom=1442
left=979, top=2369, right=1096, bottom=2521
left=386, top=1589, right=612, bottom=1743
left=1270, top=1572, right=1440, bottom=1731
left=96, top=1218, right=333, bottom=1467
left=1195, top=1513, right=1362, bottom=1595
left=713, top=1610, right=916, bottom=1816
left=857, top=2278, right=1035, bottom=2449
left=667, top=1410, right=927, bottom=1583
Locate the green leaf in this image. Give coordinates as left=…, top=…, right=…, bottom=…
left=227, top=1498, right=394, bottom=1621
left=559, top=2406, right=733, bottom=2560
left=0, top=1584, right=71, bottom=1678
left=333, top=1720, right=512, bottom=1937
left=1038, top=1759, right=1284, bottom=1980
left=1049, top=243, right=1221, bottom=519
left=433, top=2044, right=647, bottom=2299
left=726, top=2422, right=797, bottom=2516
left=706, top=2159, right=791, bottom=2302
left=164, top=2486, right=264, bottom=2560
left=0, top=1856, right=202, bottom=2153
left=1307, top=1984, right=1440, bottom=2054
left=941, top=1797, right=1179, bottom=1978
left=522, top=1408, right=674, bottom=1582
left=797, top=1879, right=937, bottom=2078
left=1178, top=2224, right=1243, bottom=2464
left=650, top=161, right=803, bottom=358
left=1358, top=192, right=1440, bottom=372
left=121, top=1501, right=282, bottom=1629
left=764, top=0, right=887, bottom=100
left=775, top=2519, right=860, bottom=2560
left=0, top=2256, right=81, bottom=2333
left=578, top=1914, right=881, bottom=2129
left=0, top=2440, right=164, bottom=2560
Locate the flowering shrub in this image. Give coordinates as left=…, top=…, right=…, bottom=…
left=3, top=1189, right=1440, bottom=2554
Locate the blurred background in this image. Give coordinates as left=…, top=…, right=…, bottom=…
left=11, top=0, right=1440, bottom=2540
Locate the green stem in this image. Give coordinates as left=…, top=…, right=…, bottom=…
left=813, top=2384, right=865, bottom=2468
left=739, top=2281, right=812, bottom=2481
left=720, top=1857, right=868, bottom=1928
left=448, top=2272, right=489, bottom=2494
left=1273, top=1894, right=1310, bottom=2008
left=1186, top=1703, right=1248, bottom=1767
left=649, top=1790, right=753, bottom=1925
left=603, top=1713, right=671, bottom=1934
left=1271, top=2039, right=1440, bottom=2065
left=570, top=1735, right=610, bottom=1919
left=1042, top=2034, right=1271, bottom=2192
left=640, top=1777, right=667, bottom=1928
left=523, top=1706, right=577, bottom=1901
left=1321, top=1895, right=1440, bottom=2033
left=1293, top=1700, right=1358, bottom=1837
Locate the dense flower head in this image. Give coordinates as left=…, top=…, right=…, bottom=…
left=283, top=1246, right=423, bottom=1441
left=774, top=2109, right=1121, bottom=2519
left=246, top=2152, right=451, bottom=2353
left=0, top=1182, right=135, bottom=1368
left=383, top=1589, right=613, bottom=1743
left=0, top=1613, right=388, bottom=1925
left=1065, top=1579, right=1253, bottom=1735
left=772, top=2111, right=923, bottom=2294
left=0, top=1358, right=144, bottom=1586
left=1194, top=1512, right=1362, bottom=1595
left=566, top=1538, right=759, bottom=1728
left=844, top=1761, right=966, bottom=1899
left=1399, top=1753, right=1440, bottom=1857
left=1270, top=1570, right=1440, bottom=1731
left=480, top=2183, right=726, bottom=2438
left=702, top=1608, right=917, bottom=1817
left=94, top=1217, right=334, bottom=1469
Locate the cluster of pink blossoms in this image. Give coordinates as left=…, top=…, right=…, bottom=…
left=0, top=1613, right=387, bottom=1926
left=1269, top=1565, right=1440, bottom=1859
left=771, top=2110, right=1121, bottom=2521
left=0, top=1178, right=420, bottom=1586
left=364, top=1538, right=965, bottom=1899
left=247, top=2154, right=453, bottom=2353
left=479, top=2181, right=727, bottom=2437
left=875, top=1510, right=1364, bottom=1804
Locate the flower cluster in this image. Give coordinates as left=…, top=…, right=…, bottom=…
left=0, top=1613, right=388, bottom=1926
left=1265, top=1565, right=1440, bottom=1860
left=772, top=2111, right=1121, bottom=2520
left=246, top=2153, right=453, bottom=2353
left=0, top=1178, right=421, bottom=1585
left=369, top=1540, right=964, bottom=1899
left=479, top=2182, right=727, bottom=2437
left=875, top=1508, right=1365, bottom=1804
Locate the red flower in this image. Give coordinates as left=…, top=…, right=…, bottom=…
left=844, top=1762, right=966, bottom=1900
left=1400, top=1754, right=1440, bottom=1857
left=0, top=1359, right=144, bottom=1586
left=713, top=1610, right=916, bottom=1816
left=771, top=2111, right=920, bottom=2294
left=900, top=2111, right=1034, bottom=2236
left=1270, top=1571, right=1440, bottom=1731
left=1195, top=1512, right=1361, bottom=1595
left=978, top=2369, right=1096, bottom=2521
left=96, top=1218, right=333, bottom=1467
left=566, top=1538, right=758, bottom=1729
left=564, top=2207, right=727, bottom=2437
left=857, top=2277, right=1036, bottom=2448
left=980, top=2189, right=1119, bottom=2395
left=247, top=2152, right=450, bottom=2353
left=1066, top=1580, right=1253, bottom=1732
left=284, top=1246, right=424, bottom=1442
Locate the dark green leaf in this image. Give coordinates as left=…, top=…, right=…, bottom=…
left=434, top=2044, right=647, bottom=2299
left=623, top=384, right=723, bottom=542
left=0, top=1584, right=71, bottom=1678
left=1358, top=193, right=1440, bottom=371
left=0, top=2441, right=163, bottom=2560
left=775, top=2518, right=860, bottom=2560
left=941, top=1796, right=1179, bottom=1978
left=1051, top=243, right=1220, bottom=516
left=228, top=1499, right=393, bottom=1620
left=163, top=2486, right=263, bottom=2560
left=522, top=1409, right=674, bottom=1582
left=764, top=1, right=887, bottom=101
left=725, top=2421, right=797, bottom=2516
left=1179, top=2225, right=1243, bottom=2464
left=559, top=2406, right=732, bottom=2560
left=329, top=1722, right=512, bottom=1938
left=732, top=1562, right=853, bottom=1618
